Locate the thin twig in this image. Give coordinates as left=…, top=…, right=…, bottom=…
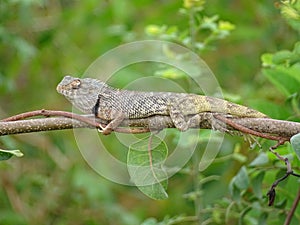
left=214, top=114, right=289, bottom=142
left=267, top=140, right=300, bottom=206
left=284, top=187, right=300, bottom=225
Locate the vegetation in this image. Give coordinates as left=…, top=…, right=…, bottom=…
left=1, top=0, right=300, bottom=224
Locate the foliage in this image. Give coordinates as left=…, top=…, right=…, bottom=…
left=128, top=135, right=168, bottom=200
left=145, top=0, right=235, bottom=53
left=291, top=133, right=300, bottom=160
left=1, top=0, right=300, bottom=225
left=0, top=149, right=23, bottom=161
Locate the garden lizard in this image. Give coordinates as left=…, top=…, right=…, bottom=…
left=57, top=75, right=267, bottom=135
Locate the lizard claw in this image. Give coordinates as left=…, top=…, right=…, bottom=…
left=97, top=124, right=113, bottom=135
left=96, top=123, right=105, bottom=132
left=98, top=123, right=106, bottom=131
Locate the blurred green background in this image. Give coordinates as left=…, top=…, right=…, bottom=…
left=1, top=1, right=299, bottom=224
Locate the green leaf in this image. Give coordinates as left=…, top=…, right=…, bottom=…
left=128, top=136, right=168, bottom=200
left=262, top=67, right=300, bottom=97
left=261, top=53, right=274, bottom=67
left=154, top=68, right=187, bottom=79
left=137, top=181, right=168, bottom=200
left=229, top=181, right=241, bottom=202
left=232, top=152, right=247, bottom=163
left=251, top=171, right=265, bottom=198
left=272, top=50, right=293, bottom=65
left=293, top=41, right=300, bottom=56
left=145, top=24, right=163, bottom=36
left=249, top=152, right=269, bottom=167
left=141, top=218, right=158, bottom=225
left=247, top=99, right=291, bottom=119
left=0, top=149, right=24, bottom=161
left=258, top=212, right=268, bottom=225
left=290, top=133, right=300, bottom=160
left=232, top=166, right=249, bottom=190
left=275, top=198, right=287, bottom=209
left=141, top=215, right=187, bottom=225
left=229, top=166, right=250, bottom=203
left=218, top=20, right=235, bottom=31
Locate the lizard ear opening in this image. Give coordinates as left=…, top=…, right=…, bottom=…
left=71, top=79, right=81, bottom=89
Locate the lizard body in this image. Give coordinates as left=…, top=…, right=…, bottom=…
left=57, top=75, right=267, bottom=134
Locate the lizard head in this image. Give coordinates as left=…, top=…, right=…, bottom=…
left=56, top=75, right=108, bottom=114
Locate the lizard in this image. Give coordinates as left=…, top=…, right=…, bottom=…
left=56, top=75, right=267, bottom=135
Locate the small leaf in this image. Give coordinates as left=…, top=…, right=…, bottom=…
left=263, top=68, right=300, bottom=97
left=128, top=136, right=168, bottom=200
left=183, top=0, right=205, bottom=9
left=0, top=151, right=12, bottom=161
left=145, top=25, right=164, bottom=36
left=274, top=198, right=287, bottom=209
left=229, top=181, right=241, bottom=202
left=290, top=133, right=300, bottom=160
left=154, top=68, right=187, bottom=79
left=141, top=218, right=158, bottom=225
left=165, top=26, right=178, bottom=35
left=272, top=50, right=293, bottom=64
left=293, top=41, right=300, bottom=56
left=218, top=20, right=235, bottom=31
left=249, top=152, right=269, bottom=166
left=258, top=212, right=268, bottom=225
left=232, top=152, right=247, bottom=163
left=261, top=53, right=274, bottom=67
left=0, top=149, right=24, bottom=161
left=138, top=181, right=168, bottom=200
left=251, top=171, right=265, bottom=198
left=232, top=166, right=249, bottom=190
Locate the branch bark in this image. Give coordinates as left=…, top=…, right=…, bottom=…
left=0, top=110, right=299, bottom=140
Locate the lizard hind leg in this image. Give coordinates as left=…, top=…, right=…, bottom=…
left=170, top=96, right=202, bottom=131
left=170, top=102, right=201, bottom=131
left=170, top=110, right=189, bottom=131
left=170, top=111, right=202, bottom=131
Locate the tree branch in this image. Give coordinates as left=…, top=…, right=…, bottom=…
left=0, top=110, right=300, bottom=140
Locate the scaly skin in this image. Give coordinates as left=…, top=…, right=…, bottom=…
left=57, top=75, right=267, bottom=134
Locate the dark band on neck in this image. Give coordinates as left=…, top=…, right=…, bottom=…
left=92, top=94, right=101, bottom=117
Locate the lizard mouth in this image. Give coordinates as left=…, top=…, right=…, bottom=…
left=56, top=85, right=62, bottom=94
left=56, top=85, right=72, bottom=98
left=56, top=84, right=67, bottom=95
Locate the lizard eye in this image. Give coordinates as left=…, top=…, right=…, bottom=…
left=70, top=79, right=81, bottom=89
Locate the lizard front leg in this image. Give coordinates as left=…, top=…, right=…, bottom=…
left=98, top=113, right=125, bottom=135
left=93, top=94, right=125, bottom=135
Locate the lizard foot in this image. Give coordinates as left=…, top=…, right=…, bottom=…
left=97, top=124, right=113, bottom=135
left=211, top=114, right=237, bottom=134
left=97, top=115, right=124, bottom=135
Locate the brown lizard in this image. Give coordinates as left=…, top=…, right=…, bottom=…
left=56, top=75, right=267, bottom=135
